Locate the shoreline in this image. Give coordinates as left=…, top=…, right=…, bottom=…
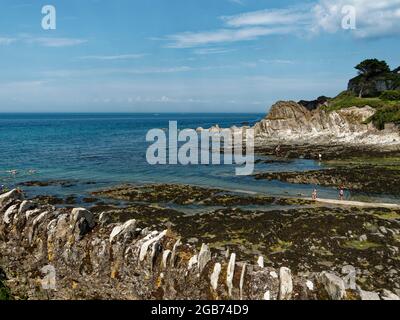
left=1, top=186, right=400, bottom=300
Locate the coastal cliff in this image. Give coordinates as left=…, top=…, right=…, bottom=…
left=203, top=100, right=400, bottom=148
left=206, top=59, right=400, bottom=148
left=253, top=101, right=399, bottom=145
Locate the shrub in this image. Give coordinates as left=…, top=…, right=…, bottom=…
left=367, top=104, right=400, bottom=130
left=380, top=90, right=400, bottom=101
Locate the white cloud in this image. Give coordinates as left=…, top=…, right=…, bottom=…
left=42, top=66, right=194, bottom=78
left=311, top=0, right=400, bottom=38
left=0, top=37, right=16, bottom=45
left=228, top=0, right=245, bottom=6
left=25, top=37, right=87, bottom=47
left=0, top=35, right=88, bottom=47
left=0, top=80, right=45, bottom=88
left=123, top=66, right=193, bottom=74
left=79, top=54, right=146, bottom=60
left=222, top=7, right=310, bottom=27
left=165, top=27, right=293, bottom=48
left=259, top=59, right=295, bottom=65
left=193, top=47, right=236, bottom=55
left=163, top=0, right=400, bottom=48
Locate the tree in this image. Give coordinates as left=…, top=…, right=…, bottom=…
left=355, top=59, right=390, bottom=77
left=354, top=59, right=390, bottom=97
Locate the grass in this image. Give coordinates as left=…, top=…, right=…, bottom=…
left=367, top=104, right=400, bottom=130
left=343, top=240, right=381, bottom=250
left=323, top=91, right=397, bottom=111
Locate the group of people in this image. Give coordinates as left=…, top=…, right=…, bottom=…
left=312, top=185, right=345, bottom=201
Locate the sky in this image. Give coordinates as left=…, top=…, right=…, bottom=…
left=0, top=0, right=399, bottom=113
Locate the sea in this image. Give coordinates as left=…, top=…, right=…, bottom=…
left=0, top=113, right=397, bottom=204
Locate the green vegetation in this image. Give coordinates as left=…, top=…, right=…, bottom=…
left=350, top=59, right=399, bottom=98
left=367, top=104, right=400, bottom=130
left=380, top=90, right=400, bottom=101
left=355, top=59, right=391, bottom=78
left=323, top=91, right=392, bottom=111
left=0, top=280, right=11, bottom=300
left=343, top=240, right=381, bottom=250
left=321, top=88, right=400, bottom=130
left=373, top=211, right=400, bottom=220
left=270, top=239, right=293, bottom=253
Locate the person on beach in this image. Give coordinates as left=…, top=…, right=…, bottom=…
left=312, top=189, right=318, bottom=201
left=339, top=186, right=345, bottom=201
left=275, top=145, right=281, bottom=157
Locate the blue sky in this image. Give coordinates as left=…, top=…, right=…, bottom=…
left=0, top=0, right=399, bottom=113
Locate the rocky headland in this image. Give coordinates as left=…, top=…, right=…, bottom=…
left=202, top=60, right=400, bottom=197
left=253, top=102, right=399, bottom=146
left=206, top=59, right=400, bottom=152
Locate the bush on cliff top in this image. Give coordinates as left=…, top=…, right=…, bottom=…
left=380, top=90, right=400, bottom=101
left=367, top=104, right=400, bottom=130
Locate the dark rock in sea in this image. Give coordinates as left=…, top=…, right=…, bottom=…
left=82, top=197, right=98, bottom=204
left=33, top=195, right=64, bottom=206
left=255, top=158, right=293, bottom=165
left=298, top=96, right=330, bottom=111
left=255, top=143, right=400, bottom=161
left=92, top=184, right=313, bottom=207
left=254, top=166, right=400, bottom=195
left=65, top=195, right=78, bottom=205
left=19, top=180, right=76, bottom=188
left=19, top=180, right=97, bottom=188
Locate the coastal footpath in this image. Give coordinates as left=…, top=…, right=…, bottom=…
left=1, top=188, right=399, bottom=300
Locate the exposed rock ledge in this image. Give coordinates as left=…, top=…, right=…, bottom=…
left=203, top=101, right=400, bottom=147
left=1, top=189, right=398, bottom=300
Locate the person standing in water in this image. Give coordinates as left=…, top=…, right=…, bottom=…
left=339, top=186, right=345, bottom=201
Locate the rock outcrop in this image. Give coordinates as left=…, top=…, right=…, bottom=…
left=348, top=69, right=400, bottom=97
left=298, top=96, right=330, bottom=111
left=2, top=189, right=396, bottom=300
left=252, top=101, right=400, bottom=145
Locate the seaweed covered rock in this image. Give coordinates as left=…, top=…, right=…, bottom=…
left=0, top=189, right=395, bottom=300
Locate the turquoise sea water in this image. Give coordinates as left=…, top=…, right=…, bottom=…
left=0, top=113, right=397, bottom=203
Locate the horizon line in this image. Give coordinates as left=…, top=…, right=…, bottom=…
left=0, top=111, right=265, bottom=114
